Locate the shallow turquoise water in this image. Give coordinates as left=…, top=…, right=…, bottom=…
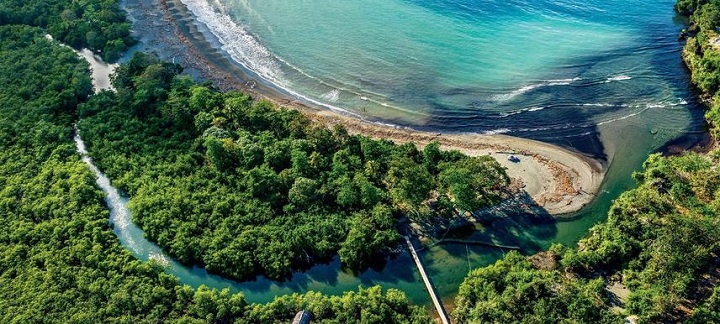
left=113, top=0, right=709, bottom=306
left=184, top=0, right=704, bottom=155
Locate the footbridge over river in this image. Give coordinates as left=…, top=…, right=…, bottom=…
left=404, top=236, right=451, bottom=324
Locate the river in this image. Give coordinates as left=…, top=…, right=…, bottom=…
left=75, top=0, right=709, bottom=308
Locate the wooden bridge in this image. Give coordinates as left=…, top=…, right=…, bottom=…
left=404, top=236, right=451, bottom=324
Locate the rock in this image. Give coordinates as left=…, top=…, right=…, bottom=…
left=678, top=30, right=688, bottom=40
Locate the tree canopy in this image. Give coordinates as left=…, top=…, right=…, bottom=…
left=0, top=0, right=134, bottom=61
left=454, top=150, right=720, bottom=322
left=453, top=251, right=618, bottom=323
left=0, top=23, right=430, bottom=324
left=76, top=52, right=509, bottom=280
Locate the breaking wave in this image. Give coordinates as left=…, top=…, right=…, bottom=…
left=499, top=106, right=546, bottom=117
left=493, top=78, right=580, bottom=101
left=179, top=0, right=374, bottom=118
left=321, top=89, right=341, bottom=102
left=605, top=75, right=632, bottom=83
left=482, top=128, right=512, bottom=135
left=181, top=0, right=283, bottom=84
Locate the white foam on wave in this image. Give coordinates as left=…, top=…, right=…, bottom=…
left=499, top=106, right=545, bottom=117
left=483, top=128, right=511, bottom=135
left=180, top=0, right=369, bottom=118
left=181, top=0, right=283, bottom=85
left=596, top=99, right=687, bottom=126
left=668, top=99, right=688, bottom=106
left=493, top=98, right=688, bottom=134
left=493, top=78, right=580, bottom=101
left=582, top=103, right=616, bottom=107
left=321, top=89, right=340, bottom=102
left=605, top=75, right=632, bottom=83
left=515, top=124, right=574, bottom=133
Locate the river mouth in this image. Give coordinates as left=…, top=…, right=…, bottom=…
left=113, top=0, right=709, bottom=307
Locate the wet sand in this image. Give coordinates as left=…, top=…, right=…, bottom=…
left=121, top=0, right=605, bottom=215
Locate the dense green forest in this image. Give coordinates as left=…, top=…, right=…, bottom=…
left=453, top=250, right=619, bottom=323
left=681, top=0, right=720, bottom=137
left=76, top=52, right=508, bottom=280
left=452, top=2, right=720, bottom=322
left=4, top=0, right=719, bottom=321
left=0, top=0, right=134, bottom=61
left=0, top=22, right=431, bottom=324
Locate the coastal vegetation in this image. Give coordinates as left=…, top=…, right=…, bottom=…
left=682, top=0, right=720, bottom=136
left=0, top=24, right=230, bottom=322
left=453, top=1, right=720, bottom=322
left=4, top=0, right=719, bottom=322
left=0, top=19, right=431, bottom=324
left=76, top=51, right=508, bottom=280
left=0, top=0, right=134, bottom=61
left=454, top=151, right=720, bottom=322
left=453, top=250, right=618, bottom=323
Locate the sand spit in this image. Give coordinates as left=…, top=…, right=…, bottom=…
left=122, top=0, right=605, bottom=215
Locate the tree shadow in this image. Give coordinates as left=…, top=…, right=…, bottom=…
left=426, top=191, right=558, bottom=260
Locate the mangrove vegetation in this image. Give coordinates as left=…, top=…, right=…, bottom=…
left=76, top=52, right=509, bottom=280
left=0, top=5, right=430, bottom=324
left=0, top=0, right=134, bottom=61
left=452, top=1, right=720, bottom=322
left=3, top=0, right=720, bottom=322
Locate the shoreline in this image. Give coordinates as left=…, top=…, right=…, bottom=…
left=123, top=0, right=605, bottom=215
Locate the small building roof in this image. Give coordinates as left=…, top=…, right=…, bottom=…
left=291, top=310, right=312, bottom=324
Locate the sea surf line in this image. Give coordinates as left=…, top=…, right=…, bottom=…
left=186, top=0, right=702, bottom=152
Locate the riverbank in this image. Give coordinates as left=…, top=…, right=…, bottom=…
left=121, top=0, right=604, bottom=215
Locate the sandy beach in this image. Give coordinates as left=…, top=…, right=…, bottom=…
left=121, top=0, right=606, bottom=215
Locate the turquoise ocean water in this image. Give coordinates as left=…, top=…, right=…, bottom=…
left=184, top=0, right=705, bottom=157
left=117, top=0, right=709, bottom=307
